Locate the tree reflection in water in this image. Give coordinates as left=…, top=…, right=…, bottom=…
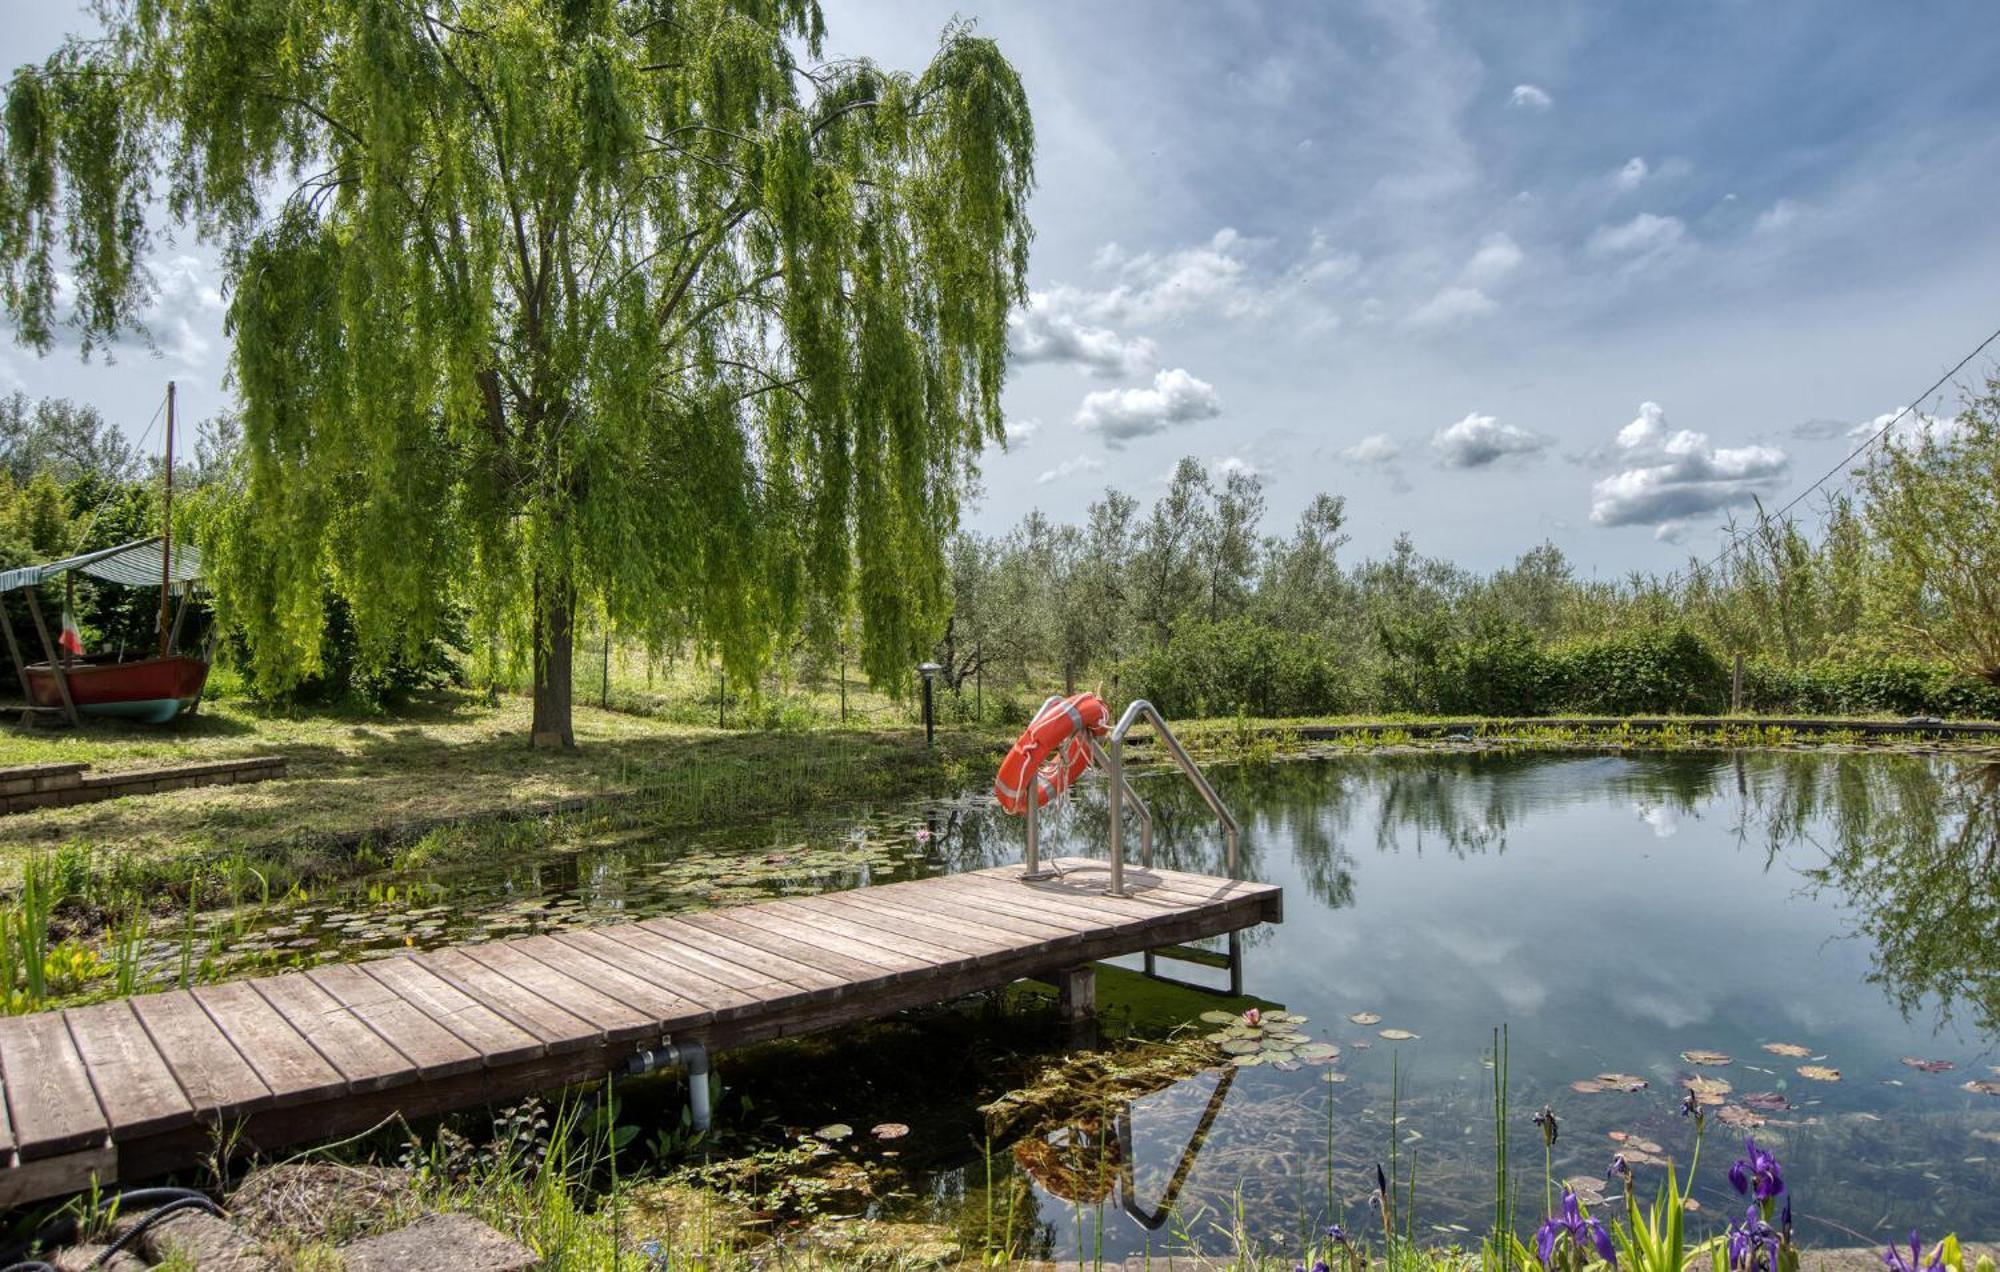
left=1768, top=758, right=2000, bottom=1034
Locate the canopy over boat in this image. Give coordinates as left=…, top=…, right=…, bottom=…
left=1, top=536, right=212, bottom=724
left=0, top=536, right=202, bottom=594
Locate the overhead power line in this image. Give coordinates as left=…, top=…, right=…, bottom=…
left=1695, top=320, right=2000, bottom=579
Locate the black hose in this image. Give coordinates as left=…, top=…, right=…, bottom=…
left=11, top=1186, right=222, bottom=1262
left=85, top=1193, right=224, bottom=1269
left=1, top=1261, right=59, bottom=1272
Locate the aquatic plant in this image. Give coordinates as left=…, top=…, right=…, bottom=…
left=1535, top=1188, right=1617, bottom=1270
left=1722, top=1205, right=1782, bottom=1272
left=1726, top=1138, right=1785, bottom=1215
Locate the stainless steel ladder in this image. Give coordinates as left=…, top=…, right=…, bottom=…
left=1018, top=697, right=1246, bottom=996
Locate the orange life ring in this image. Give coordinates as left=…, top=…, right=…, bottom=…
left=994, top=692, right=1111, bottom=814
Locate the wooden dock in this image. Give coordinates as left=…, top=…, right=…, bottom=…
left=0, top=859, right=1280, bottom=1206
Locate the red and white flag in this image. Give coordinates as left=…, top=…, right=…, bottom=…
left=58, top=609, right=83, bottom=657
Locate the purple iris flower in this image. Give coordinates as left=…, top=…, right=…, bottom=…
left=1727, top=1137, right=1785, bottom=1202
left=1327, top=1224, right=1350, bottom=1247
left=1882, top=1231, right=1945, bottom=1272
left=1607, top=1154, right=1631, bottom=1184
left=1534, top=1189, right=1617, bottom=1269
left=1293, top=1263, right=1330, bottom=1272
left=1726, top=1206, right=1781, bottom=1272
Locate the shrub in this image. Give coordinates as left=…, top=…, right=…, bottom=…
left=1434, top=624, right=1551, bottom=716
left=1744, top=656, right=2000, bottom=718
left=1545, top=627, right=1727, bottom=715
left=1122, top=618, right=1352, bottom=719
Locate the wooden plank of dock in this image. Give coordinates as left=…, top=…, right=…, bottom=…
left=0, top=858, right=1280, bottom=1205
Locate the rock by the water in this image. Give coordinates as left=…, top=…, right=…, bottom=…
left=340, top=1212, right=538, bottom=1272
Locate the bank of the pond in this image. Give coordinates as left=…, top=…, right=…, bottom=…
left=0, top=691, right=1006, bottom=901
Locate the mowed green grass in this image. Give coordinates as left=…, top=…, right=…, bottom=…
left=0, top=689, right=1006, bottom=888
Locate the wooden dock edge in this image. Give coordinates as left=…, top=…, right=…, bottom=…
left=58, top=883, right=1280, bottom=1192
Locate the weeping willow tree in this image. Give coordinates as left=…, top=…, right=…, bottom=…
left=0, top=0, right=1033, bottom=746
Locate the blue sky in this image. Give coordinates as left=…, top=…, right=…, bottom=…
left=6, top=1, right=2000, bottom=573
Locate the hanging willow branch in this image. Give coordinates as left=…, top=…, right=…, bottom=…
left=0, top=0, right=1034, bottom=743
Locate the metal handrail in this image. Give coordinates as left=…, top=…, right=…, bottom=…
left=1017, top=696, right=1236, bottom=901
left=1020, top=697, right=1158, bottom=884
left=1105, top=699, right=1239, bottom=897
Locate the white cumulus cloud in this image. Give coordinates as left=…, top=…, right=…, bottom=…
left=1007, top=292, right=1157, bottom=378
left=1461, top=233, right=1524, bottom=287
left=1754, top=199, right=1802, bottom=235
left=1431, top=412, right=1550, bottom=467
left=1084, top=228, right=1266, bottom=326
left=1588, top=213, right=1688, bottom=262
left=1074, top=367, right=1222, bottom=447
left=1509, top=84, right=1553, bottom=112
left=1036, top=454, right=1105, bottom=485
left=1341, top=433, right=1401, bottom=464
left=1615, top=157, right=1650, bottom=190
left=1850, top=405, right=1961, bottom=448
left=1408, top=285, right=1496, bottom=329
left=1590, top=401, right=1789, bottom=536
left=1002, top=418, right=1040, bottom=444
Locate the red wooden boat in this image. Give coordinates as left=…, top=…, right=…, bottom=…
left=23, top=653, right=210, bottom=724
left=1, top=535, right=209, bottom=726
left=2, top=384, right=211, bottom=727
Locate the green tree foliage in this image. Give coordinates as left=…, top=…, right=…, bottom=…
left=0, top=392, right=136, bottom=483
left=1857, top=380, right=2000, bottom=683
left=0, top=0, right=1035, bottom=747
left=945, top=389, right=2000, bottom=721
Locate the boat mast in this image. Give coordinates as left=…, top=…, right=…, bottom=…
left=159, top=380, right=174, bottom=659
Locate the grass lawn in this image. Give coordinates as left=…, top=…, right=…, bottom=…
left=0, top=690, right=1007, bottom=890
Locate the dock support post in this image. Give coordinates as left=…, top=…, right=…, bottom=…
left=1056, top=964, right=1096, bottom=1022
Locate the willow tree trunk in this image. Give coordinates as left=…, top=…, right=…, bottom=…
left=532, top=580, right=576, bottom=749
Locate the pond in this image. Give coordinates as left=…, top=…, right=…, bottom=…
left=159, top=747, right=2000, bottom=1258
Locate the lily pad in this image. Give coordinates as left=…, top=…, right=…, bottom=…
left=1716, top=1105, right=1764, bottom=1129
left=1296, top=1042, right=1341, bottom=1063
left=1320, top=1071, right=1348, bottom=1084
left=1347, top=1012, right=1383, bottom=1025
left=1900, top=1057, right=1955, bottom=1073
left=1270, top=1059, right=1303, bottom=1072
left=1741, top=1092, right=1792, bottom=1112
left=1761, top=1043, right=1812, bottom=1058
left=1681, top=1075, right=1731, bottom=1105
left=1220, top=1038, right=1262, bottom=1056
left=1796, top=1065, right=1841, bottom=1083
left=1199, top=1010, right=1238, bottom=1025
left=1963, top=1080, right=2000, bottom=1097
left=1596, top=1073, right=1649, bottom=1092
left=1571, top=1080, right=1608, bottom=1094
left=816, top=1123, right=853, bottom=1141
left=871, top=1123, right=910, bottom=1140
left=1681, top=1049, right=1732, bottom=1066
left=1379, top=1028, right=1420, bottom=1041
left=1231, top=1052, right=1265, bottom=1067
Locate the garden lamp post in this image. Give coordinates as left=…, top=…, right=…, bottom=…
left=918, top=662, right=942, bottom=748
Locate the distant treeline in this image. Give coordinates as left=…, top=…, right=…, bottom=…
left=935, top=375, right=2000, bottom=721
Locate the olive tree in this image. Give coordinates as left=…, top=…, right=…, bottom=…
left=0, top=0, right=1034, bottom=745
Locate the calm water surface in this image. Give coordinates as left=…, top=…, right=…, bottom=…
left=186, top=748, right=2000, bottom=1256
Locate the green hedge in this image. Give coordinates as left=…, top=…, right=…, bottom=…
left=1122, top=618, right=1354, bottom=718
left=1744, top=656, right=2000, bottom=718
left=1122, top=621, right=1999, bottom=721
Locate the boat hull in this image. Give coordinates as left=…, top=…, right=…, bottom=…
left=24, top=656, right=210, bottom=724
